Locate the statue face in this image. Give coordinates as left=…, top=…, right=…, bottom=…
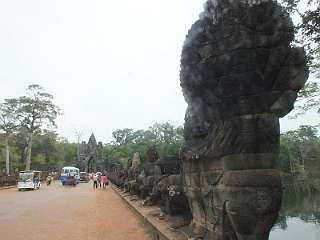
left=181, top=1, right=307, bottom=123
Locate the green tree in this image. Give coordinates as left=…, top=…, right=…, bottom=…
left=31, top=130, right=58, bottom=169
left=105, top=122, right=184, bottom=167
left=279, top=125, right=320, bottom=174
left=282, top=0, right=320, bottom=72
left=112, top=128, right=134, bottom=145
left=0, top=99, right=19, bottom=174
left=18, top=130, right=77, bottom=171
left=148, top=123, right=183, bottom=158
left=14, top=85, right=61, bottom=170
left=281, top=0, right=320, bottom=116
left=291, top=82, right=320, bottom=117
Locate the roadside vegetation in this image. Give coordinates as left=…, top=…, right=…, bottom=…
left=104, top=122, right=183, bottom=168
left=278, top=125, right=320, bottom=177
left=0, top=84, right=64, bottom=173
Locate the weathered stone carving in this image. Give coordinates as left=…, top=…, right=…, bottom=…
left=139, top=146, right=159, bottom=199
left=106, top=159, right=124, bottom=186
left=124, top=152, right=142, bottom=194
left=143, top=155, right=190, bottom=216
left=131, top=152, right=141, bottom=170
left=108, top=147, right=191, bottom=222
left=157, top=174, right=190, bottom=216
left=180, top=0, right=308, bottom=239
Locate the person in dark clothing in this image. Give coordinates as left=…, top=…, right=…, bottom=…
left=93, top=174, right=98, bottom=189
left=98, top=175, right=102, bottom=188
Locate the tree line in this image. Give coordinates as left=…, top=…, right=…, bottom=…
left=1, top=85, right=319, bottom=177
left=104, top=122, right=320, bottom=177
left=278, top=125, right=320, bottom=176
left=104, top=122, right=184, bottom=168
left=0, top=87, right=184, bottom=175
left=0, top=130, right=77, bottom=174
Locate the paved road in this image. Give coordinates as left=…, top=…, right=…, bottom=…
left=0, top=182, right=151, bottom=240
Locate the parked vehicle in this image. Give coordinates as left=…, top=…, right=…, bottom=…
left=79, top=172, right=89, bottom=182
left=17, top=170, right=41, bottom=191
left=60, top=167, right=80, bottom=186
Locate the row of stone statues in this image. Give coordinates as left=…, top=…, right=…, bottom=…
left=108, top=146, right=190, bottom=217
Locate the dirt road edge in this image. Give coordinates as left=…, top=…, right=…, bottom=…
left=111, top=184, right=187, bottom=240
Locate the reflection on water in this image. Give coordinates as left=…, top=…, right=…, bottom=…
left=270, top=176, right=320, bottom=240
left=271, top=218, right=320, bottom=240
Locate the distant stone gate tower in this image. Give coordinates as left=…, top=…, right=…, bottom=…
left=76, top=133, right=104, bottom=172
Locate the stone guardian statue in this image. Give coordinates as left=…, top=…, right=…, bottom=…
left=180, top=0, right=309, bottom=239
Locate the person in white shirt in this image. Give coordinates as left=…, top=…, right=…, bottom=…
left=92, top=174, right=98, bottom=189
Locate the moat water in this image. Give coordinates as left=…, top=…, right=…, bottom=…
left=270, top=178, right=320, bottom=240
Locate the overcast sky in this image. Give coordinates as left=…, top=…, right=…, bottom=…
left=0, top=0, right=318, bottom=143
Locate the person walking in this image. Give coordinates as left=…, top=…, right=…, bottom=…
left=93, top=174, right=98, bottom=189
left=98, top=174, right=102, bottom=188
left=46, top=174, right=52, bottom=186
left=101, top=174, right=109, bottom=188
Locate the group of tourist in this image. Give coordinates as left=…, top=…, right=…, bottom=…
left=91, top=172, right=109, bottom=189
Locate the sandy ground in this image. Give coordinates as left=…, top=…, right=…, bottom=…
left=0, top=181, right=151, bottom=240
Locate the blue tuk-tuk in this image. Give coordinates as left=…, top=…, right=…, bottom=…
left=60, top=167, right=80, bottom=186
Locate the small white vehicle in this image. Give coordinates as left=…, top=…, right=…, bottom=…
left=18, top=170, right=41, bottom=191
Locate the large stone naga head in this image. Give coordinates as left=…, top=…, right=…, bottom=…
left=180, top=0, right=308, bottom=239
